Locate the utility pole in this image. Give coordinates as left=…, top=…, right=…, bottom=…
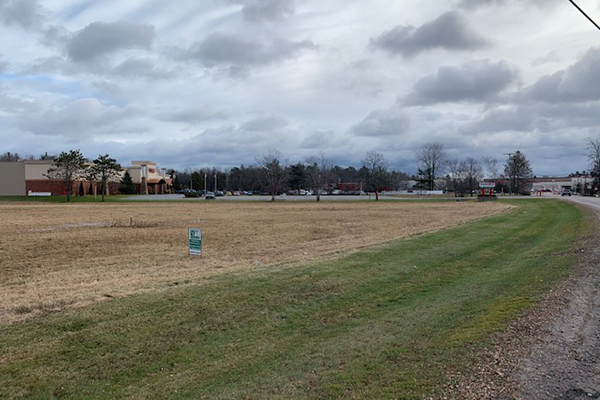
left=503, top=152, right=514, bottom=196
left=204, top=173, right=207, bottom=194
left=214, top=172, right=217, bottom=192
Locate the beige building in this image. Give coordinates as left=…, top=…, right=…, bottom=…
left=0, top=160, right=172, bottom=196
left=0, top=162, right=26, bottom=196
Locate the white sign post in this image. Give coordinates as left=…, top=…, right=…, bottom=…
left=188, top=228, right=202, bottom=256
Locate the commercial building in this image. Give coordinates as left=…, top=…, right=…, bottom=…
left=0, top=160, right=172, bottom=196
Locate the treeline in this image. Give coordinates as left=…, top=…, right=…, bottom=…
left=4, top=142, right=544, bottom=199
left=170, top=161, right=410, bottom=195
left=0, top=152, right=55, bottom=162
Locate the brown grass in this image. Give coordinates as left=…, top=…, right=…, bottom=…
left=0, top=200, right=510, bottom=323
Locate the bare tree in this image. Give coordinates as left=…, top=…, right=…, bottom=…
left=447, top=159, right=464, bottom=197
left=460, top=157, right=483, bottom=196
left=482, top=156, right=499, bottom=179
left=361, top=151, right=390, bottom=201
left=587, top=136, right=600, bottom=194
left=46, top=150, right=88, bottom=202
left=415, top=142, right=447, bottom=191
left=0, top=152, right=21, bottom=162
left=305, top=152, right=331, bottom=201
left=258, top=149, right=287, bottom=201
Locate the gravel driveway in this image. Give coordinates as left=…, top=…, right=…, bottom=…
left=515, top=196, right=600, bottom=400
left=444, top=195, right=600, bottom=400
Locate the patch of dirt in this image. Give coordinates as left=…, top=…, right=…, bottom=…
left=441, top=209, right=600, bottom=400
left=0, top=200, right=509, bottom=324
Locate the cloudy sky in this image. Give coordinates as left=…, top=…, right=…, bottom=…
left=1, top=0, right=600, bottom=175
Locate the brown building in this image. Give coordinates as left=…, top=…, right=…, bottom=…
left=0, top=160, right=173, bottom=196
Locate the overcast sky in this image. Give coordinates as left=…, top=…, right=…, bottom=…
left=1, top=0, right=600, bottom=175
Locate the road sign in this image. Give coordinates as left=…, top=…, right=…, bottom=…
left=188, top=228, right=202, bottom=256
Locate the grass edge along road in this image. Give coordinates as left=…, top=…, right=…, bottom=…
left=0, top=200, right=589, bottom=399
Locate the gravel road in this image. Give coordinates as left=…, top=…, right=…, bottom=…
left=515, top=196, right=600, bottom=400
left=444, top=195, right=600, bottom=400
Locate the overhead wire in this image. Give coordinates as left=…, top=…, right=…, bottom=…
left=567, top=0, right=600, bottom=31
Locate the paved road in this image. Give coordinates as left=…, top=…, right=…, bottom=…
left=561, top=194, right=600, bottom=211
left=128, top=194, right=431, bottom=201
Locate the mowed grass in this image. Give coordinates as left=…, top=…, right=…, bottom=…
left=0, top=200, right=588, bottom=399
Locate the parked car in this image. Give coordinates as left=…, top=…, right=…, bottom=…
left=184, top=191, right=200, bottom=198
left=205, top=191, right=215, bottom=199
left=562, top=189, right=572, bottom=196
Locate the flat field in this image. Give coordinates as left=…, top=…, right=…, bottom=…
left=0, top=199, right=588, bottom=399
left=0, top=200, right=509, bottom=323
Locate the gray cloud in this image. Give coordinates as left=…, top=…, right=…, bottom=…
left=350, top=107, right=410, bottom=137
left=157, top=106, right=228, bottom=125
left=459, top=0, right=553, bottom=9
left=299, top=130, right=339, bottom=149
left=525, top=47, right=600, bottom=103
left=405, top=59, right=518, bottom=105
left=459, top=0, right=509, bottom=9
left=0, top=0, right=44, bottom=30
left=111, top=58, right=170, bottom=79
left=370, top=11, right=489, bottom=58
left=21, top=98, right=145, bottom=136
left=232, top=0, right=296, bottom=21
left=187, top=32, right=315, bottom=72
left=241, top=114, right=290, bottom=131
left=461, top=101, right=600, bottom=136
left=67, top=21, right=155, bottom=62
left=461, top=106, right=536, bottom=134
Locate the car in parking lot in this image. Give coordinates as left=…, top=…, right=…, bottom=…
left=562, top=189, right=572, bottom=196
left=205, top=191, right=215, bottom=199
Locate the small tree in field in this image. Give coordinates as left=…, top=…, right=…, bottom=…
left=504, top=150, right=533, bottom=195
left=119, top=171, right=136, bottom=194
left=361, top=151, right=390, bottom=201
left=287, top=163, right=307, bottom=194
left=46, top=149, right=87, bottom=202
left=259, top=149, right=287, bottom=201
left=460, top=157, right=483, bottom=196
left=415, top=142, right=447, bottom=190
left=306, top=152, right=331, bottom=202
left=89, top=154, right=122, bottom=202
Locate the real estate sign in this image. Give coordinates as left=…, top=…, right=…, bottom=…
left=188, top=228, right=202, bottom=256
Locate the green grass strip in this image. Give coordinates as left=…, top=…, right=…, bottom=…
left=0, top=200, right=588, bottom=399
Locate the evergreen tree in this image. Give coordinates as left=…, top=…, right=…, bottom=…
left=287, top=162, right=307, bottom=194
left=119, top=171, right=136, bottom=194
left=89, top=154, right=122, bottom=202
left=504, top=150, right=533, bottom=195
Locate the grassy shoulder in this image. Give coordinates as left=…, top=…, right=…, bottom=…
left=0, top=200, right=588, bottom=399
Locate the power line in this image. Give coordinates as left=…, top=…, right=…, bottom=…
left=567, top=0, right=600, bottom=32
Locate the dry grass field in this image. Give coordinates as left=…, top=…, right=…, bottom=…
left=0, top=200, right=510, bottom=323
